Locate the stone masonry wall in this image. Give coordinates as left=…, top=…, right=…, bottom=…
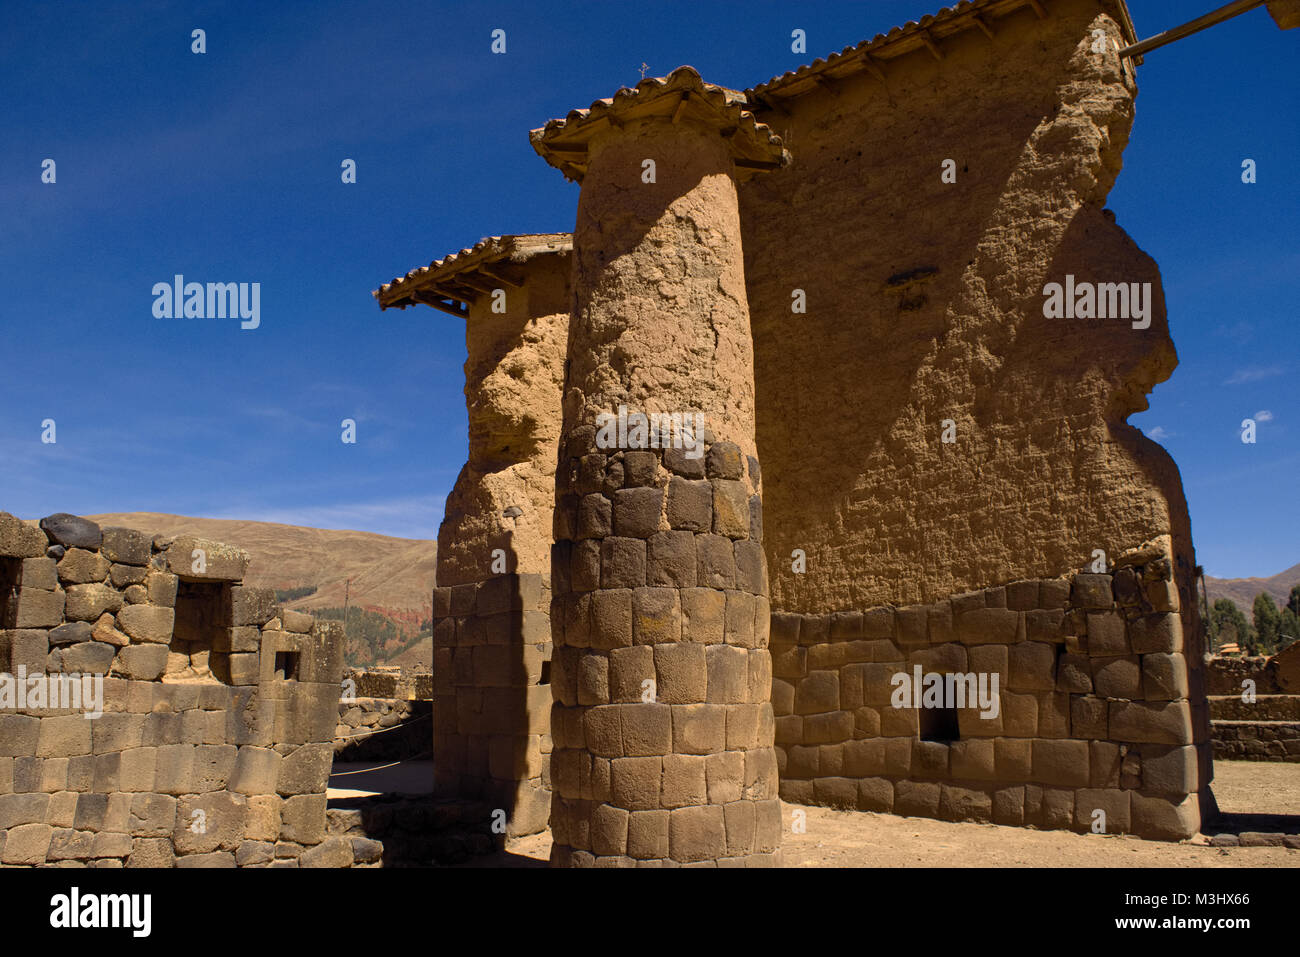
left=1206, top=652, right=1300, bottom=762
left=772, top=553, right=1205, bottom=840
left=333, top=669, right=433, bottom=763
left=430, top=572, right=551, bottom=837
left=0, top=511, right=344, bottom=867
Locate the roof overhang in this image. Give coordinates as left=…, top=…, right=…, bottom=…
left=530, top=65, right=789, bottom=184
left=373, top=233, right=572, bottom=314
left=746, top=0, right=1141, bottom=107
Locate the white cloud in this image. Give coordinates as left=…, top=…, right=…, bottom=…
left=206, top=495, right=444, bottom=540
left=1224, top=366, right=1284, bottom=385
left=1147, top=426, right=1171, bottom=440
left=1255, top=410, right=1274, bottom=422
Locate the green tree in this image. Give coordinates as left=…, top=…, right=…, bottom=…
left=1209, top=598, right=1254, bottom=653
left=1279, top=606, right=1300, bottom=652
left=1287, top=583, right=1300, bottom=618
left=1253, top=593, right=1282, bottom=655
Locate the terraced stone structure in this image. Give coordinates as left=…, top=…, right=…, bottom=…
left=377, top=0, right=1213, bottom=857
left=0, top=511, right=344, bottom=867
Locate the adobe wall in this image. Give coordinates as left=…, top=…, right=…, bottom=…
left=738, top=1, right=1209, bottom=838
left=434, top=254, right=569, bottom=587
left=741, top=0, right=1190, bottom=612
left=0, top=511, right=344, bottom=867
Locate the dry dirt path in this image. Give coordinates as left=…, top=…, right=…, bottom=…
left=486, top=760, right=1300, bottom=867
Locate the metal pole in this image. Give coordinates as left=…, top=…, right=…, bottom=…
left=1120, top=0, right=1266, bottom=59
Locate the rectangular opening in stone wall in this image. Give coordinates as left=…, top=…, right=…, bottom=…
left=919, top=704, right=960, bottom=744
left=539, top=659, right=551, bottom=685
left=274, top=650, right=299, bottom=681
left=0, top=557, right=19, bottom=630
left=171, top=580, right=231, bottom=681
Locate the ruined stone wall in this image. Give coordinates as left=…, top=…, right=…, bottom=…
left=1206, top=650, right=1300, bottom=762
left=334, top=668, right=431, bottom=764
left=0, top=511, right=344, bottom=867
left=738, top=0, right=1208, bottom=837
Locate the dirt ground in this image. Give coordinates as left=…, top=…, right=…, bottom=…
left=485, top=760, right=1300, bottom=867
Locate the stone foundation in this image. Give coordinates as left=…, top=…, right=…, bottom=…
left=772, top=555, right=1208, bottom=840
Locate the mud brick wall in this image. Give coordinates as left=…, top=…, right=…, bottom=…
left=0, top=511, right=344, bottom=867
left=430, top=572, right=551, bottom=837
left=434, top=251, right=569, bottom=589
left=739, top=0, right=1199, bottom=632
left=772, top=554, right=1207, bottom=840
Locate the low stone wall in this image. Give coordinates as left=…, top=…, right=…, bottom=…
left=1206, top=654, right=1300, bottom=762
left=334, top=693, right=432, bottom=763
left=771, top=552, right=1208, bottom=840
left=1211, top=720, right=1300, bottom=762
left=0, top=511, right=344, bottom=867
left=1205, top=655, right=1279, bottom=695
left=325, top=796, right=498, bottom=866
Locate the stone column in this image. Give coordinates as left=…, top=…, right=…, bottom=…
left=532, top=67, right=788, bottom=866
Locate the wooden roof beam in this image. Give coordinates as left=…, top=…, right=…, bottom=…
left=1028, top=0, right=1049, bottom=19
left=812, top=74, right=841, bottom=97
left=671, top=91, right=691, bottom=124
left=477, top=264, right=524, bottom=289
left=411, top=291, right=469, bottom=318
left=450, top=272, right=500, bottom=295
left=920, top=29, right=944, bottom=59
left=970, top=13, right=996, bottom=40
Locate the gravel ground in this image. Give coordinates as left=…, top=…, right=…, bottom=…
left=484, top=760, right=1300, bottom=867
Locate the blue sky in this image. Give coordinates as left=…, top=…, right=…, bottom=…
left=0, top=1, right=1295, bottom=578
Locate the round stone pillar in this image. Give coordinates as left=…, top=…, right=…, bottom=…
left=531, top=68, right=788, bottom=866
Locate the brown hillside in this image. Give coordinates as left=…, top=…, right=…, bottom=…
left=86, top=513, right=437, bottom=624
left=1205, top=562, right=1300, bottom=615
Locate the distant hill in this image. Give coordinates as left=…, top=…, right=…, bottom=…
left=1205, top=562, right=1300, bottom=615
left=87, top=512, right=436, bottom=667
